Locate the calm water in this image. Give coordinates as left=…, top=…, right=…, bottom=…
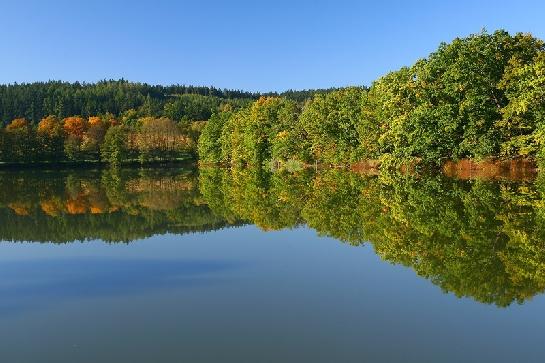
left=1, top=167, right=545, bottom=362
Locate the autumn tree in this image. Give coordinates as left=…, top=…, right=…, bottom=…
left=62, top=116, right=88, bottom=161
left=6, top=118, right=30, bottom=131
left=37, top=115, right=65, bottom=161
left=81, top=117, right=108, bottom=160
left=132, top=117, right=190, bottom=162
left=63, top=116, right=88, bottom=138
left=2, top=118, right=37, bottom=162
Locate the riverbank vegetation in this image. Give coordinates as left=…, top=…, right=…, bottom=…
left=0, top=114, right=202, bottom=164
left=2, top=30, right=545, bottom=168
left=199, top=30, right=545, bottom=169
left=0, top=81, right=334, bottom=165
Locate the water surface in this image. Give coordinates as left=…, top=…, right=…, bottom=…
left=1, top=167, right=545, bottom=362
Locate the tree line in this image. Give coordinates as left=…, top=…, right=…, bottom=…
left=3, top=30, right=545, bottom=167
left=198, top=30, right=545, bottom=168
left=0, top=113, right=202, bottom=164
left=0, top=84, right=257, bottom=164
left=0, top=79, right=336, bottom=125
left=0, top=80, right=257, bottom=124
left=0, top=80, right=339, bottom=165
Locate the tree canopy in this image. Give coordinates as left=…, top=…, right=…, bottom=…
left=197, top=30, right=545, bottom=168
left=3, top=30, right=545, bottom=167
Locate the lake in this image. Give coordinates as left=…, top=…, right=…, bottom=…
left=1, top=166, right=545, bottom=362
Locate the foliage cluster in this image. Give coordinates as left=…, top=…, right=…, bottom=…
left=0, top=81, right=337, bottom=164
left=199, top=30, right=545, bottom=167
left=0, top=113, right=210, bottom=165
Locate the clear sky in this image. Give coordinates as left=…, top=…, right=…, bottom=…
left=1, top=0, right=544, bottom=92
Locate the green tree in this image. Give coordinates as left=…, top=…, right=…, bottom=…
left=370, top=31, right=545, bottom=167
left=299, top=87, right=367, bottom=163
left=163, top=94, right=222, bottom=123
left=498, top=51, right=545, bottom=161
left=101, top=125, right=129, bottom=165
left=198, top=111, right=232, bottom=163
left=218, top=97, right=299, bottom=166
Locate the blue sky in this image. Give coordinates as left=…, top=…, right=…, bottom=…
left=1, top=0, right=544, bottom=92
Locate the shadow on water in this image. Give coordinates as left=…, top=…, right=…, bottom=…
left=1, top=165, right=545, bottom=307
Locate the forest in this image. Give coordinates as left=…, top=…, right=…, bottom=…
left=198, top=30, right=545, bottom=169
left=0, top=80, right=333, bottom=165
left=1, top=30, right=545, bottom=167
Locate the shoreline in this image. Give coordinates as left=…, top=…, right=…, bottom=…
left=2, top=157, right=540, bottom=181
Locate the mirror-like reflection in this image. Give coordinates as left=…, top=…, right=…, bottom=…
left=0, top=167, right=237, bottom=243
left=200, top=168, right=545, bottom=307
left=2, top=166, right=545, bottom=307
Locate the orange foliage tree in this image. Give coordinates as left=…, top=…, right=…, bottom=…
left=38, top=116, right=64, bottom=137
left=6, top=118, right=30, bottom=131
left=63, top=117, right=88, bottom=138
left=88, top=116, right=102, bottom=127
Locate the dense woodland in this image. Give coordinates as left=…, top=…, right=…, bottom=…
left=2, top=30, right=545, bottom=167
left=199, top=30, right=545, bottom=168
left=0, top=80, right=333, bottom=164
left=0, top=81, right=251, bottom=164
left=0, top=81, right=256, bottom=124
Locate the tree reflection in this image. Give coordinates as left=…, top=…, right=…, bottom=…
left=199, top=168, right=545, bottom=307
left=0, top=167, right=233, bottom=242
left=2, top=166, right=545, bottom=306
